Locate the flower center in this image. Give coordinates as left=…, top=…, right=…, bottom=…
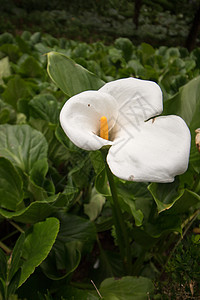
left=100, top=116, right=108, bottom=140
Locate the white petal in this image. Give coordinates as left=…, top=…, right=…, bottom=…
left=99, top=78, right=163, bottom=128
left=107, top=115, right=191, bottom=182
left=60, top=90, right=118, bottom=150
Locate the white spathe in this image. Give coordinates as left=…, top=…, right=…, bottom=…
left=60, top=78, right=191, bottom=183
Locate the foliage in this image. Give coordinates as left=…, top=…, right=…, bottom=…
left=163, top=230, right=200, bottom=298
left=0, top=31, right=199, bottom=299
left=0, top=0, right=199, bottom=46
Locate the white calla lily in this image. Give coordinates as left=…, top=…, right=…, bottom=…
left=60, top=78, right=191, bottom=183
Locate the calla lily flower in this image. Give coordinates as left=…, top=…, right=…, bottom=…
left=60, top=78, right=191, bottom=183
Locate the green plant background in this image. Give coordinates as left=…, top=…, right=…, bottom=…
left=0, top=13, right=199, bottom=299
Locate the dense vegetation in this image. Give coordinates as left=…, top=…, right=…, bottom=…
left=0, top=0, right=200, bottom=298
left=0, top=0, right=200, bottom=48
left=0, top=30, right=199, bottom=299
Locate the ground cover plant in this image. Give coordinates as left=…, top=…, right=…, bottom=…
left=0, top=31, right=199, bottom=299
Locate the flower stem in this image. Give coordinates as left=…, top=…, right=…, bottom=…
left=101, top=150, right=132, bottom=274
left=0, top=241, right=11, bottom=255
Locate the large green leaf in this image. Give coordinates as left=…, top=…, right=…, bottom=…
left=0, top=157, right=23, bottom=211
left=29, top=94, right=60, bottom=124
left=144, top=214, right=182, bottom=238
left=117, top=181, right=153, bottom=225
left=163, top=76, right=200, bottom=169
left=54, top=212, right=96, bottom=255
left=29, top=119, right=71, bottom=168
left=41, top=213, right=96, bottom=279
left=19, top=217, right=60, bottom=287
left=41, top=241, right=81, bottom=280
left=99, top=276, right=154, bottom=300
left=148, top=179, right=183, bottom=213
left=0, top=124, right=48, bottom=176
left=164, top=189, right=200, bottom=215
left=149, top=180, right=200, bottom=214
left=2, top=75, right=33, bottom=109
left=18, top=55, right=45, bottom=78
left=47, top=51, right=105, bottom=97
left=56, top=285, right=98, bottom=300
left=0, top=196, right=58, bottom=223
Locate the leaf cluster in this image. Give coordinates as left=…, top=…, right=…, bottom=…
left=0, top=31, right=199, bottom=299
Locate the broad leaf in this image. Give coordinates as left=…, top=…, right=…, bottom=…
left=55, top=285, right=98, bottom=300
left=0, top=124, right=48, bottom=177
left=47, top=51, right=105, bottom=97
left=148, top=179, right=183, bottom=213
left=29, top=93, right=60, bottom=123
left=163, top=76, right=200, bottom=169
left=41, top=241, right=81, bottom=280
left=2, top=75, right=32, bottom=109
left=99, top=276, right=154, bottom=300
left=53, top=212, right=96, bottom=255
left=0, top=197, right=58, bottom=223
left=0, top=157, right=23, bottom=211
left=18, top=55, right=44, bottom=78
left=19, top=217, right=60, bottom=286
left=41, top=213, right=96, bottom=279
left=148, top=180, right=200, bottom=214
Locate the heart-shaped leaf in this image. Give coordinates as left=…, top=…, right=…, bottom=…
left=47, top=51, right=105, bottom=97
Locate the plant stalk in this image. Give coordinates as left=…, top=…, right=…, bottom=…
left=101, top=150, right=132, bottom=274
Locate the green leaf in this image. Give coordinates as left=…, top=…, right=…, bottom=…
left=19, top=217, right=60, bottom=287
left=8, top=234, right=25, bottom=282
left=7, top=268, right=21, bottom=298
left=0, top=99, right=16, bottom=124
left=144, top=214, right=182, bottom=237
left=117, top=181, right=152, bottom=224
left=2, top=75, right=32, bottom=109
left=163, top=76, right=200, bottom=169
left=0, top=33, right=14, bottom=46
left=47, top=51, right=105, bottom=97
left=121, top=197, right=143, bottom=226
left=114, top=38, right=134, bottom=62
left=90, top=150, right=105, bottom=175
left=148, top=179, right=184, bottom=213
left=0, top=278, right=5, bottom=299
left=0, top=157, right=23, bottom=211
left=0, top=44, right=21, bottom=62
left=84, top=187, right=106, bottom=221
left=0, top=197, right=58, bottom=224
left=0, top=56, right=11, bottom=85
left=95, top=169, right=111, bottom=197
left=0, top=248, right=7, bottom=281
left=54, top=212, right=96, bottom=255
left=29, top=119, right=71, bottom=168
left=99, top=276, right=154, bottom=300
left=0, top=124, right=48, bottom=176
left=29, top=94, right=60, bottom=123
left=140, top=43, right=155, bottom=64
left=161, top=189, right=200, bottom=215
left=41, top=213, right=96, bottom=280
left=41, top=241, right=81, bottom=280
left=56, top=285, right=98, bottom=300
left=19, top=56, right=44, bottom=78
